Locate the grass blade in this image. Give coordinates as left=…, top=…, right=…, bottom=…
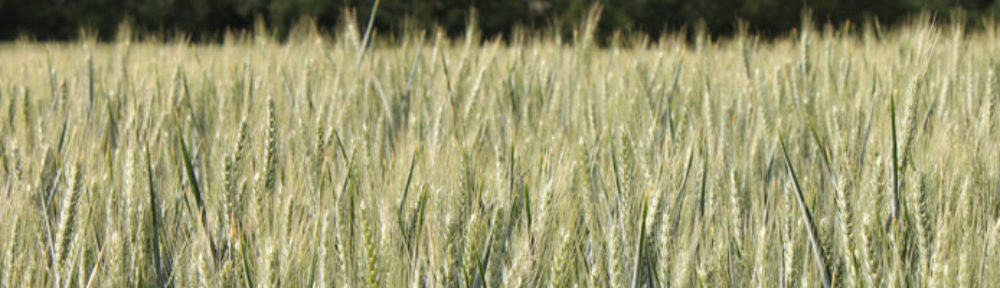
left=145, top=142, right=166, bottom=287
left=357, top=0, right=382, bottom=64
left=780, top=135, right=831, bottom=288
left=889, top=94, right=901, bottom=226
left=398, top=150, right=419, bottom=253
left=670, top=146, right=695, bottom=236
left=174, top=119, right=218, bottom=265
left=631, top=190, right=651, bottom=288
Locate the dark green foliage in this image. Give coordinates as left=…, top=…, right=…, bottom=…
left=1, top=0, right=999, bottom=41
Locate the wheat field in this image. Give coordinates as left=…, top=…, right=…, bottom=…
left=0, top=11, right=998, bottom=287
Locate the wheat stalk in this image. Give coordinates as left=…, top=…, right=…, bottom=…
left=54, top=163, right=83, bottom=277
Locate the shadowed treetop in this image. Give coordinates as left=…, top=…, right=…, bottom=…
left=0, top=0, right=997, bottom=41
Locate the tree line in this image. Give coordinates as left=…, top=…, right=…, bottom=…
left=1, top=0, right=997, bottom=41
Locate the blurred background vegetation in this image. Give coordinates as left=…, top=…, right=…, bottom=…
left=1, top=0, right=998, bottom=41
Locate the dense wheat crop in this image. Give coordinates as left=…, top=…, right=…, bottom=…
left=0, top=11, right=999, bottom=287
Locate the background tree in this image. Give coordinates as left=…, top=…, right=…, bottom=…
left=0, top=0, right=997, bottom=41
